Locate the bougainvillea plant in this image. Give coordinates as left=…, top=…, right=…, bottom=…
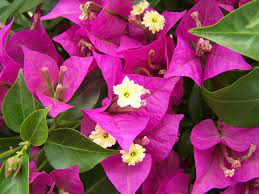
left=0, top=0, right=258, bottom=193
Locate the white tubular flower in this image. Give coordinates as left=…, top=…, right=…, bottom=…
left=89, top=124, right=116, bottom=148
left=113, top=76, right=149, bottom=108
left=120, top=144, right=146, bottom=166
left=131, top=0, right=149, bottom=15
left=141, top=10, right=165, bottom=34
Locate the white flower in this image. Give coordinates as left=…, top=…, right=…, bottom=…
left=89, top=124, right=116, bottom=148
left=131, top=0, right=149, bottom=15
left=113, top=76, right=148, bottom=108
left=141, top=10, right=165, bottom=34
left=120, top=144, right=146, bottom=166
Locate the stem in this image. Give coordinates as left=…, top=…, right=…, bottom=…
left=16, top=141, right=30, bottom=158
left=0, top=146, right=22, bottom=160
left=36, top=159, right=48, bottom=172
left=72, top=123, right=81, bottom=129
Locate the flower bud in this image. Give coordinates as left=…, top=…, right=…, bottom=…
left=5, top=156, right=22, bottom=178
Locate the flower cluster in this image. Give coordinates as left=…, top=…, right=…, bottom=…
left=0, top=0, right=257, bottom=194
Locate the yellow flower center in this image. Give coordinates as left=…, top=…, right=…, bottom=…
left=120, top=144, right=146, bottom=166
left=89, top=124, right=116, bottom=148
left=113, top=76, right=149, bottom=108
left=103, top=133, right=109, bottom=138
left=124, top=92, right=130, bottom=98
left=141, top=10, right=165, bottom=34
left=131, top=0, right=149, bottom=16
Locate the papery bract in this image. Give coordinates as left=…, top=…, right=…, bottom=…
left=223, top=181, right=259, bottom=194
left=102, top=154, right=152, bottom=194
left=121, top=37, right=171, bottom=75
left=142, top=151, right=190, bottom=194
left=81, top=113, right=183, bottom=193
left=7, top=20, right=62, bottom=65
left=41, top=0, right=85, bottom=24
left=42, top=0, right=131, bottom=57
left=23, top=46, right=93, bottom=117
left=83, top=52, right=181, bottom=151
left=30, top=172, right=53, bottom=194
left=191, top=119, right=259, bottom=194
left=142, top=114, right=184, bottom=161
left=165, top=0, right=251, bottom=86
left=49, top=165, right=84, bottom=194
left=0, top=20, right=21, bottom=106
left=30, top=165, right=84, bottom=194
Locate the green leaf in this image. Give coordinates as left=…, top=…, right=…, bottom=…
left=81, top=165, right=118, bottom=194
left=0, top=137, right=20, bottom=153
left=189, top=0, right=259, bottom=61
left=44, top=128, right=119, bottom=173
left=2, top=70, right=35, bottom=133
left=0, top=0, right=10, bottom=9
left=202, top=67, right=259, bottom=128
left=188, top=84, right=203, bottom=123
left=20, top=108, right=49, bottom=146
left=0, top=0, right=42, bottom=23
left=18, top=0, right=42, bottom=14
left=57, top=72, right=104, bottom=126
left=150, top=0, right=160, bottom=7
left=246, top=9, right=259, bottom=29
left=0, top=154, right=29, bottom=194
left=0, top=137, right=21, bottom=161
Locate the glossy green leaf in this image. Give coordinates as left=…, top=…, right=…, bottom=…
left=247, top=9, right=259, bottom=29
left=0, top=137, right=20, bottom=153
left=2, top=70, right=35, bottom=133
left=3, top=70, right=35, bottom=133
left=45, top=128, right=119, bottom=173
left=20, top=108, right=49, bottom=146
left=57, top=72, right=104, bottom=125
left=0, top=154, right=29, bottom=194
left=0, top=0, right=10, bottom=9
left=189, top=0, right=259, bottom=61
left=188, top=84, right=203, bottom=123
left=18, top=0, right=42, bottom=14
left=0, top=0, right=42, bottom=23
left=0, top=137, right=21, bottom=161
left=81, top=165, right=118, bottom=194
left=150, top=0, right=161, bottom=7
left=202, top=67, right=259, bottom=128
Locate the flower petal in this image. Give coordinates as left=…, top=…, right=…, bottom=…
left=37, top=92, right=73, bottom=118
left=191, top=119, right=221, bottom=150
left=165, top=36, right=202, bottom=87
left=145, top=114, right=184, bottom=161
left=49, top=165, right=84, bottom=194
left=204, top=44, right=251, bottom=81
left=102, top=153, right=152, bottom=194
left=192, top=147, right=232, bottom=194
left=62, top=56, right=93, bottom=102
left=84, top=111, right=149, bottom=151
left=22, top=47, right=59, bottom=96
